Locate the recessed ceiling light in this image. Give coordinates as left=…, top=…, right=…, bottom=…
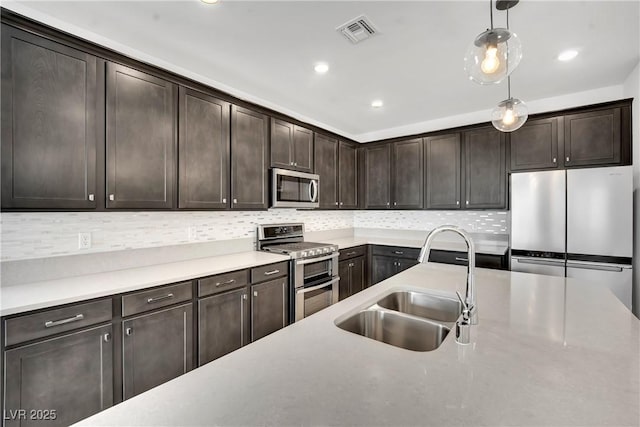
left=371, top=100, right=384, bottom=108
left=314, top=63, right=329, bottom=74
left=201, top=0, right=220, bottom=4
left=557, top=49, right=579, bottom=61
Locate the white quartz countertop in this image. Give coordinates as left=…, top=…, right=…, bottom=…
left=326, top=236, right=509, bottom=255
left=0, top=251, right=289, bottom=316
left=75, top=263, right=639, bottom=427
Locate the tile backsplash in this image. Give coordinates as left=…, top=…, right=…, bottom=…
left=0, top=210, right=508, bottom=261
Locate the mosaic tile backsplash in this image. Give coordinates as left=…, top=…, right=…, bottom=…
left=0, top=210, right=508, bottom=261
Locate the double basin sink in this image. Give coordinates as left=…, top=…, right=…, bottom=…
left=336, top=290, right=462, bottom=351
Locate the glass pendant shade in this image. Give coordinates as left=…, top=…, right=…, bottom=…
left=464, top=28, right=522, bottom=85
left=491, top=97, right=528, bottom=132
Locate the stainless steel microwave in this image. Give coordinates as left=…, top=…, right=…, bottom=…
left=271, top=168, right=319, bottom=208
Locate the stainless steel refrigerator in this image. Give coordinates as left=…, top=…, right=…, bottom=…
left=510, top=166, right=633, bottom=310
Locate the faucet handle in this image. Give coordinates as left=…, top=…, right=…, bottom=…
left=455, top=291, right=472, bottom=345
left=456, top=291, right=469, bottom=312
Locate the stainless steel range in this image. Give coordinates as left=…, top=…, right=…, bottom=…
left=257, top=223, right=339, bottom=322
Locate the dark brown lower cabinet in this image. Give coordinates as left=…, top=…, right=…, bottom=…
left=338, top=256, right=365, bottom=301
left=198, top=287, right=248, bottom=365
left=122, top=303, right=193, bottom=399
left=3, top=324, right=113, bottom=427
left=370, top=245, right=420, bottom=285
left=251, top=277, right=288, bottom=341
left=427, top=249, right=508, bottom=270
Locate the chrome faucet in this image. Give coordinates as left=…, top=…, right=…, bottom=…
left=418, top=225, right=478, bottom=334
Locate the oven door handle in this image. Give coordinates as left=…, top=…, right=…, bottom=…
left=296, top=253, right=338, bottom=265
left=297, top=278, right=340, bottom=294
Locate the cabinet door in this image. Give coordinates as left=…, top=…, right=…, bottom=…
left=424, top=134, right=461, bottom=209
left=364, top=144, right=391, bottom=209
left=230, top=105, right=268, bottom=209
left=4, top=325, right=113, bottom=427
left=1, top=26, right=97, bottom=209
left=463, top=127, right=506, bottom=209
left=178, top=87, right=229, bottom=209
left=293, top=125, right=313, bottom=172
left=123, top=304, right=193, bottom=399
left=397, top=258, right=420, bottom=273
left=270, top=118, right=294, bottom=169
left=338, top=260, right=351, bottom=301
left=251, top=277, right=288, bottom=341
left=371, top=255, right=396, bottom=285
left=106, top=62, right=176, bottom=209
left=198, top=287, right=248, bottom=365
left=564, top=108, right=621, bottom=167
left=339, top=141, right=358, bottom=209
left=510, top=117, right=560, bottom=171
left=350, top=256, right=366, bottom=295
left=393, top=138, right=423, bottom=209
left=314, top=133, right=339, bottom=209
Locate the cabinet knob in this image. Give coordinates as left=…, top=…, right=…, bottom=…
left=386, top=202, right=390, bottom=206
left=553, top=158, right=557, bottom=164
left=294, top=162, right=297, bottom=166
left=340, top=202, right=343, bottom=206
left=393, top=202, right=397, bottom=206
left=233, top=198, right=238, bottom=204
left=88, top=194, right=95, bottom=201
left=103, top=333, right=111, bottom=342
left=466, top=200, right=469, bottom=205
left=456, top=200, right=460, bottom=205
left=243, top=294, right=247, bottom=300
left=253, top=291, right=258, bottom=297
left=290, top=162, right=294, bottom=165
left=566, top=157, right=570, bottom=162
left=109, top=194, right=115, bottom=201
left=223, top=198, right=227, bottom=203
left=125, top=327, right=133, bottom=336
left=335, top=201, right=339, bottom=205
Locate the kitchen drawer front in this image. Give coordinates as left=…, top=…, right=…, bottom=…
left=122, top=281, right=193, bottom=317
left=339, top=245, right=367, bottom=262
left=4, top=299, right=112, bottom=347
left=428, top=249, right=507, bottom=270
left=371, top=245, right=420, bottom=260
left=198, top=269, right=249, bottom=298
left=251, top=262, right=289, bottom=283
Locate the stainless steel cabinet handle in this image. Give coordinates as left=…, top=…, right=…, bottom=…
left=147, top=293, right=174, bottom=304
left=126, top=327, right=133, bottom=336
left=335, top=201, right=339, bottom=205
left=345, top=251, right=356, bottom=256
left=109, top=194, right=115, bottom=201
left=553, top=157, right=557, bottom=163
left=222, top=198, right=227, bottom=203
left=455, top=257, right=468, bottom=262
left=456, top=200, right=460, bottom=205
left=88, top=194, right=95, bottom=201
left=393, top=251, right=404, bottom=255
left=566, top=156, right=570, bottom=162
left=44, top=314, right=84, bottom=328
left=290, top=161, right=294, bottom=165
left=394, top=202, right=397, bottom=206
left=340, top=202, right=343, bottom=206
left=294, top=162, right=297, bottom=166
left=466, top=200, right=469, bottom=205
left=243, top=294, right=247, bottom=300
left=253, top=291, right=258, bottom=297
left=103, top=333, right=111, bottom=342
left=349, top=262, right=354, bottom=267
left=233, top=198, right=238, bottom=204
left=215, top=279, right=236, bottom=287
left=386, top=202, right=390, bottom=206
left=263, top=269, right=280, bottom=276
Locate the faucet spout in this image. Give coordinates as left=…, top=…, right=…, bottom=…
left=418, top=225, right=478, bottom=326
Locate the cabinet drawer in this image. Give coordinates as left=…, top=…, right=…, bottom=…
left=4, top=299, right=112, bottom=347
left=251, top=262, right=288, bottom=283
left=339, top=245, right=367, bottom=262
left=198, top=269, right=249, bottom=298
left=122, top=281, right=192, bottom=317
left=371, top=245, right=420, bottom=260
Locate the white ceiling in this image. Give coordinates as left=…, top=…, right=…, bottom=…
left=5, top=0, right=639, bottom=142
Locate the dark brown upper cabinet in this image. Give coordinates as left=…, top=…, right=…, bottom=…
left=230, top=105, right=269, bottom=210
left=510, top=117, right=561, bottom=172
left=563, top=107, right=622, bottom=167
left=363, top=144, right=391, bottom=209
left=338, top=141, right=359, bottom=209
left=392, top=138, right=423, bottom=209
left=424, top=134, right=461, bottom=209
left=463, top=126, right=506, bottom=209
left=106, top=62, right=177, bottom=209
left=178, top=87, right=230, bottom=209
left=1, top=25, right=98, bottom=209
left=270, top=119, right=313, bottom=173
left=314, top=133, right=339, bottom=209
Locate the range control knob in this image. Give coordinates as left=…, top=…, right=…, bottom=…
left=301, top=251, right=308, bottom=257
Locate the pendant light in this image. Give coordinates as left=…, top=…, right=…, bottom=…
left=491, top=5, right=528, bottom=132
left=464, top=0, right=523, bottom=85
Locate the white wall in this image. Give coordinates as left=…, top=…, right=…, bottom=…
left=623, top=61, right=640, bottom=318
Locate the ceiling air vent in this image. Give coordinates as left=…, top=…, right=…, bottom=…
left=337, top=15, right=379, bottom=44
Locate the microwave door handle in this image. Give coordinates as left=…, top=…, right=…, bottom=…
left=309, top=180, right=318, bottom=203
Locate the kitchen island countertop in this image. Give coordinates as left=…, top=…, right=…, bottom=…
left=75, top=262, right=640, bottom=427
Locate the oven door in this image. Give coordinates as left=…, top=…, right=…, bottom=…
left=295, top=277, right=339, bottom=322
left=271, top=168, right=319, bottom=208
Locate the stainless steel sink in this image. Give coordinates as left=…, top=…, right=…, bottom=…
left=376, top=291, right=461, bottom=323
left=336, top=308, right=451, bottom=352
left=335, top=290, right=462, bottom=352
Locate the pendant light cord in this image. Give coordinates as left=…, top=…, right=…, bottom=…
left=489, top=0, right=494, bottom=29
left=506, top=6, right=511, bottom=99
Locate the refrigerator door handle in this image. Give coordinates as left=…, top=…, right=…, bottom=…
left=513, top=257, right=565, bottom=267
left=566, top=261, right=627, bottom=273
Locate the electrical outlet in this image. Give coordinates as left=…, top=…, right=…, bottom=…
left=78, top=232, right=91, bottom=249
left=188, top=227, right=197, bottom=242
